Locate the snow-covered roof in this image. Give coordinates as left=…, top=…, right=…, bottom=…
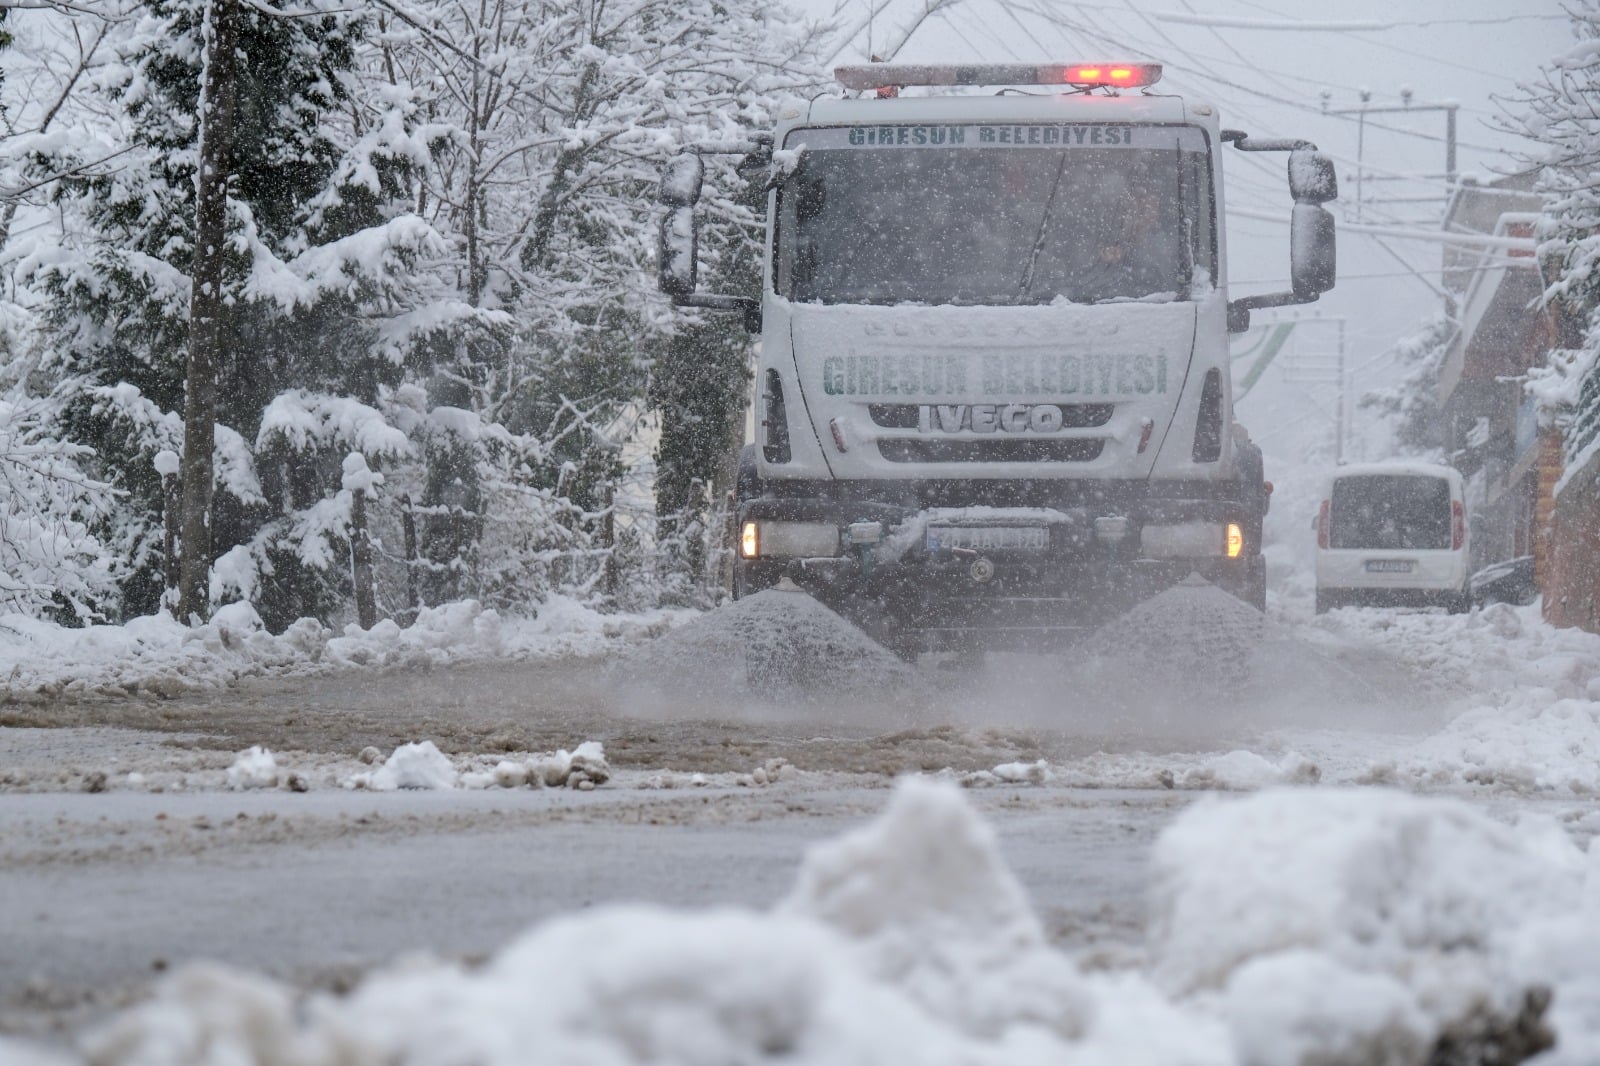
left=1324, top=460, right=1462, bottom=489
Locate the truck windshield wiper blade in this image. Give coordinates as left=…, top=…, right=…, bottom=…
left=1017, top=153, right=1070, bottom=298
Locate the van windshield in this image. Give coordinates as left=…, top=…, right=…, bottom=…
left=775, top=124, right=1213, bottom=306
left=1329, top=475, right=1453, bottom=550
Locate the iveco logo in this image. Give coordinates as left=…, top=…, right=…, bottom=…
left=918, top=403, right=1064, bottom=434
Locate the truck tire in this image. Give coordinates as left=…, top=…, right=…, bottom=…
left=735, top=444, right=761, bottom=506
left=731, top=445, right=766, bottom=601
left=1237, top=438, right=1267, bottom=554
left=1244, top=557, right=1267, bottom=614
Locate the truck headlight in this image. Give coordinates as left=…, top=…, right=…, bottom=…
left=741, top=521, right=839, bottom=559
left=1226, top=522, right=1244, bottom=559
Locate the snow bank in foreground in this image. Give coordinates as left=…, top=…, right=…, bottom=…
left=41, top=780, right=1593, bottom=1066
left=1151, top=787, right=1596, bottom=1064
left=0, top=597, right=687, bottom=700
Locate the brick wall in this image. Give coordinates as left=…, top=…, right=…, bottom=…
left=1543, top=436, right=1600, bottom=632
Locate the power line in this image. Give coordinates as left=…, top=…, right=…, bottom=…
left=1152, top=11, right=1571, bottom=31
left=1230, top=0, right=1536, bottom=81
left=1231, top=268, right=1455, bottom=284
left=1023, top=1, right=1510, bottom=153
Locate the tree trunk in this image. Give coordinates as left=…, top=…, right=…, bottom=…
left=601, top=480, right=617, bottom=596
left=162, top=470, right=180, bottom=606
left=350, top=487, right=377, bottom=630
left=176, top=0, right=240, bottom=623
left=521, top=61, right=599, bottom=272
left=402, top=493, right=420, bottom=620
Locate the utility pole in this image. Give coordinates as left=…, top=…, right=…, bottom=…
left=176, top=0, right=240, bottom=623
left=1278, top=314, right=1349, bottom=463
left=1324, top=88, right=1459, bottom=222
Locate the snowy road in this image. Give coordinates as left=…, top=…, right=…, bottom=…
left=3, top=594, right=1600, bottom=1063
left=0, top=785, right=1175, bottom=1037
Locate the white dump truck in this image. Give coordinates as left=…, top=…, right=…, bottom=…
left=658, top=62, right=1337, bottom=656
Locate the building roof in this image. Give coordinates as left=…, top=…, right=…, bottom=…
left=1440, top=170, right=1544, bottom=294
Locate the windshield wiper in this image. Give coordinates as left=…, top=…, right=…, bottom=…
left=1017, top=153, right=1070, bottom=298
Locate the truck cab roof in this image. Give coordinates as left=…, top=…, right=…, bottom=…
left=782, top=91, right=1219, bottom=142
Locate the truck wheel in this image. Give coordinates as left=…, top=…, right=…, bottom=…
left=1447, top=587, right=1472, bottom=615
left=735, top=444, right=761, bottom=505
left=1244, top=560, right=1267, bottom=613
left=854, top=602, right=920, bottom=663
left=1237, top=439, right=1267, bottom=554
left=731, top=445, right=764, bottom=600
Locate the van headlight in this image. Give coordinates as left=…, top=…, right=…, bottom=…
left=740, top=521, right=839, bottom=559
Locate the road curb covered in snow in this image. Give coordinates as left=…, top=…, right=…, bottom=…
left=0, top=598, right=690, bottom=703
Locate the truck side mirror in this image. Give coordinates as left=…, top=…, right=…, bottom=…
left=659, top=153, right=704, bottom=207
left=658, top=206, right=698, bottom=297
left=1288, top=151, right=1337, bottom=204
left=793, top=175, right=826, bottom=223
left=1226, top=134, right=1338, bottom=327
left=1291, top=202, right=1336, bottom=297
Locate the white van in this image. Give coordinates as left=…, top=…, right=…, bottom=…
left=1314, top=462, right=1470, bottom=614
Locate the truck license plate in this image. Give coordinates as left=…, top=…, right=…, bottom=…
left=1364, top=559, right=1415, bottom=573
left=927, top=526, right=1048, bottom=553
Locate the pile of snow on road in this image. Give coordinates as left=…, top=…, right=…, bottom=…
left=345, top=740, right=611, bottom=791
left=1061, top=577, right=1433, bottom=734
left=225, top=746, right=278, bottom=790
left=1076, top=577, right=1264, bottom=698
left=610, top=586, right=926, bottom=705
left=18, top=779, right=1595, bottom=1066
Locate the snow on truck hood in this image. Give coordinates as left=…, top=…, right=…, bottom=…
left=784, top=299, right=1198, bottom=480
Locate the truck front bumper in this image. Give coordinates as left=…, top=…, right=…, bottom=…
left=734, top=489, right=1264, bottom=650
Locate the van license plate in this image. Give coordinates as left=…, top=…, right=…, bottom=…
left=1365, top=559, right=1415, bottom=573
left=927, top=526, right=1048, bottom=553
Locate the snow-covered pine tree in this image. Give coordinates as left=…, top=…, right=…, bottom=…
left=0, top=403, right=120, bottom=622
left=1510, top=2, right=1600, bottom=475
left=21, top=0, right=455, bottom=628
left=372, top=0, right=824, bottom=606
left=1359, top=312, right=1454, bottom=457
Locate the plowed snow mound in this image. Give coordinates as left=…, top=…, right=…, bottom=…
left=1077, top=577, right=1264, bottom=695
left=1060, top=576, right=1429, bottom=729
left=610, top=588, right=926, bottom=706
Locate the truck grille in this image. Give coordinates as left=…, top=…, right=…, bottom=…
left=878, top=438, right=1105, bottom=463
left=867, top=403, right=1114, bottom=429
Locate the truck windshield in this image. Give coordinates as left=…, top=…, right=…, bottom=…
left=776, top=124, right=1214, bottom=306
left=1329, top=475, right=1453, bottom=551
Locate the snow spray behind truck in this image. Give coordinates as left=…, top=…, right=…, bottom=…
left=658, top=62, right=1337, bottom=657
